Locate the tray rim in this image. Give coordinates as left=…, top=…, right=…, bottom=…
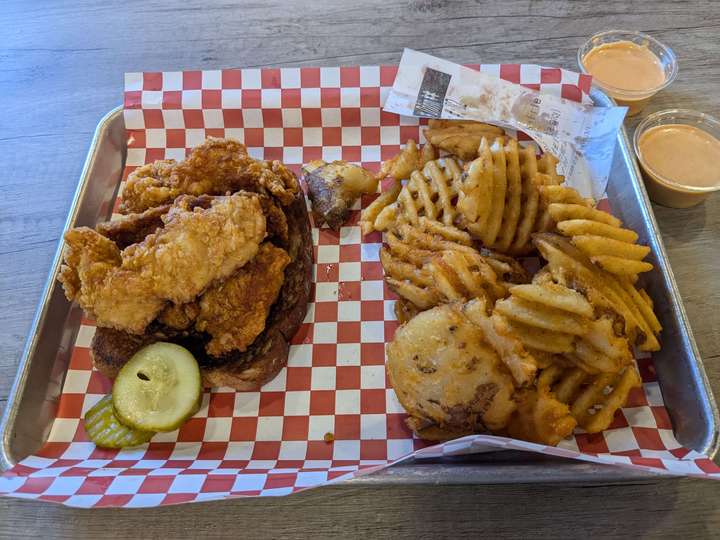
left=1, top=90, right=717, bottom=481
left=1, top=106, right=124, bottom=471
left=592, top=88, right=719, bottom=458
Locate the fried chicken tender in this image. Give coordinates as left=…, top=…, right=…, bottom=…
left=195, top=243, right=291, bottom=355
left=100, top=193, right=288, bottom=248
left=59, top=229, right=123, bottom=311
left=96, top=204, right=170, bottom=249
left=157, top=302, right=200, bottom=331
left=59, top=192, right=267, bottom=334
left=120, top=138, right=299, bottom=213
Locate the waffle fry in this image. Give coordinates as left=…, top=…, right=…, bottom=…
left=359, top=179, right=402, bottom=235
left=394, top=297, right=422, bottom=325
left=533, top=233, right=661, bottom=351
left=479, top=248, right=530, bottom=288
left=359, top=140, right=438, bottom=235
left=509, top=144, right=543, bottom=253
left=534, top=183, right=592, bottom=235
left=549, top=201, right=654, bottom=280
left=361, top=157, right=466, bottom=238
left=457, top=137, right=565, bottom=254
left=495, top=284, right=591, bottom=337
left=538, top=364, right=642, bottom=433
left=401, top=160, right=464, bottom=226
left=495, top=275, right=634, bottom=374
left=376, top=139, right=437, bottom=182
left=375, top=130, right=663, bottom=448
left=380, top=228, right=506, bottom=311
left=507, top=387, right=577, bottom=446
left=423, top=119, right=505, bottom=160
left=537, top=153, right=564, bottom=185
left=463, top=298, right=537, bottom=386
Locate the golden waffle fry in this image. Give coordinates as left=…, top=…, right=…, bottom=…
left=479, top=248, right=531, bottom=288
left=508, top=282, right=594, bottom=317
left=495, top=138, right=523, bottom=252
left=462, top=298, right=537, bottom=386
left=619, top=278, right=662, bottom=336
left=366, top=158, right=467, bottom=240
left=539, top=364, right=642, bottom=433
left=457, top=138, right=494, bottom=233
left=548, top=201, right=654, bottom=280
left=548, top=203, right=621, bottom=226
left=458, top=137, right=565, bottom=254
left=460, top=137, right=507, bottom=246
left=359, top=140, right=438, bottom=235
left=398, top=221, right=473, bottom=251
left=376, top=139, right=429, bottom=181
left=537, top=153, right=564, bottom=185
left=359, top=179, right=402, bottom=236
left=507, top=387, right=577, bottom=446
left=534, top=233, right=661, bottom=351
left=423, top=119, right=505, bottom=160
left=535, top=183, right=593, bottom=235
left=509, top=144, right=542, bottom=253
left=495, top=283, right=592, bottom=336
left=495, top=276, right=633, bottom=374
left=380, top=229, right=506, bottom=311
left=483, top=138, right=509, bottom=247
left=394, top=296, right=422, bottom=325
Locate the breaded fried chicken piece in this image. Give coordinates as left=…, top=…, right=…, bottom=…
left=119, top=137, right=299, bottom=213
left=96, top=204, right=170, bottom=249
left=98, top=193, right=288, bottom=248
left=59, top=229, right=123, bottom=309
left=195, top=243, right=291, bottom=355
left=59, top=192, right=267, bottom=334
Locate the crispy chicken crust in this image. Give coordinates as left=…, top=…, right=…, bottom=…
left=196, top=243, right=291, bottom=355
left=119, top=137, right=299, bottom=213
left=59, top=192, right=267, bottom=334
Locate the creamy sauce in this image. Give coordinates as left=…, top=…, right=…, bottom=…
left=583, top=41, right=665, bottom=93
left=639, top=124, right=720, bottom=188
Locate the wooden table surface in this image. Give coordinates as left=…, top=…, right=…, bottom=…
left=1, top=0, right=719, bottom=537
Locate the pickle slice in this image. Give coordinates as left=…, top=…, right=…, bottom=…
left=84, top=395, right=154, bottom=449
left=112, top=342, right=202, bottom=432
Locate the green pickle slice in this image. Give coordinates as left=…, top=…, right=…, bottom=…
left=112, top=342, right=202, bottom=432
left=84, top=395, right=154, bottom=449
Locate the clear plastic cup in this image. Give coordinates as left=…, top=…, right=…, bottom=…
left=577, top=30, right=678, bottom=116
left=633, top=109, right=720, bottom=208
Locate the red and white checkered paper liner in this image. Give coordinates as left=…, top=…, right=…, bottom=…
left=2, top=64, right=719, bottom=508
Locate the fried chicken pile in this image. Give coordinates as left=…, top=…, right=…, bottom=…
left=59, top=138, right=312, bottom=390
left=61, top=193, right=267, bottom=334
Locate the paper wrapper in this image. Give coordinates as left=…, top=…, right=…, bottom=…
left=385, top=49, right=628, bottom=199
left=2, top=63, right=718, bottom=509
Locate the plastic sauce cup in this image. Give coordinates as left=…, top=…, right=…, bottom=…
left=578, top=30, right=678, bottom=116
left=633, top=109, right=720, bottom=208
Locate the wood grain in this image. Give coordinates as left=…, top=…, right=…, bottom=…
left=1, top=0, right=719, bottom=536
left=1, top=480, right=720, bottom=539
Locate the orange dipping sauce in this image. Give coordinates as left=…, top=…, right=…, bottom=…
left=639, top=124, right=720, bottom=189
left=582, top=41, right=666, bottom=115
left=637, top=124, right=720, bottom=207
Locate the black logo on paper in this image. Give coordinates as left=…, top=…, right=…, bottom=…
left=413, top=67, right=451, bottom=118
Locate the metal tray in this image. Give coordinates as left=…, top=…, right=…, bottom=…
left=2, top=89, right=718, bottom=484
